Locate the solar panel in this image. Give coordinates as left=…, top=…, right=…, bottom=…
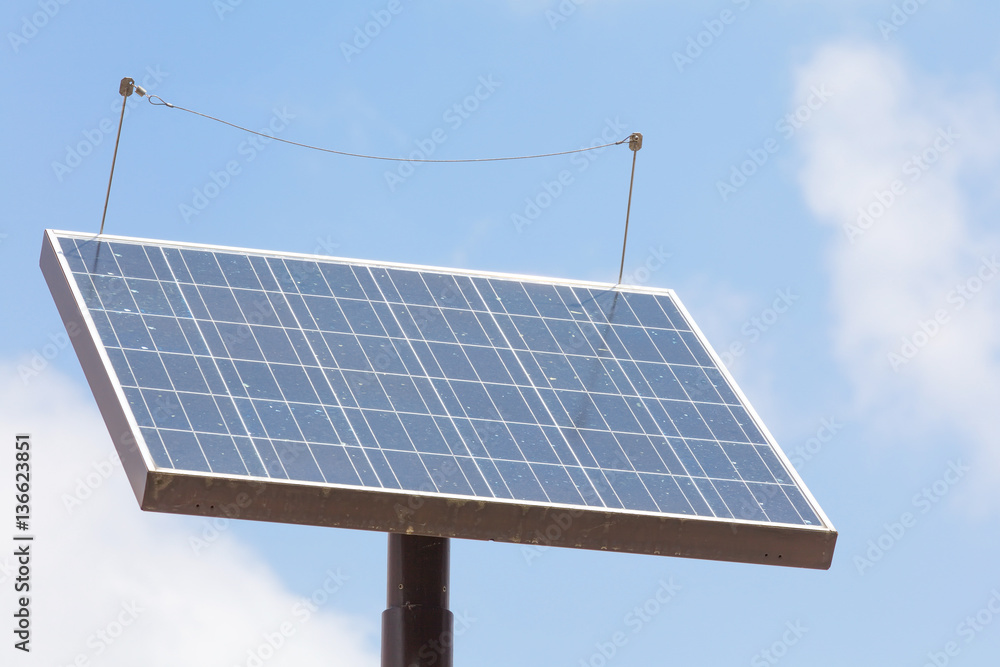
left=40, top=230, right=836, bottom=568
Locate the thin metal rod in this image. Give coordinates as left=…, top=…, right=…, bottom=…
left=617, top=146, right=639, bottom=285
left=99, top=84, right=130, bottom=236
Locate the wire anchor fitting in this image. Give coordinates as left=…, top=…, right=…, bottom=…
left=617, top=132, right=642, bottom=285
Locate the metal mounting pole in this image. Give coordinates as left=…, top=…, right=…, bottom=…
left=382, top=534, right=453, bottom=667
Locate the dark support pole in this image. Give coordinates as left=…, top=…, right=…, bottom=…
left=382, top=533, right=453, bottom=667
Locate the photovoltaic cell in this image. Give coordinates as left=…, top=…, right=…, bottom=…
left=42, top=231, right=836, bottom=568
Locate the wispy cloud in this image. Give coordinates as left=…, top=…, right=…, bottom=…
left=792, top=42, right=1000, bottom=490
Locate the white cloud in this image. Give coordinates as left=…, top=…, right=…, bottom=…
left=792, top=43, right=1000, bottom=484
left=1, top=362, right=378, bottom=667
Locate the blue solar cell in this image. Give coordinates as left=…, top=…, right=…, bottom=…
left=216, top=253, right=262, bottom=290
left=507, top=423, right=559, bottom=464
left=522, top=283, right=570, bottom=319
left=344, top=370, right=392, bottom=409
left=365, top=448, right=401, bottom=488
left=452, top=419, right=487, bottom=457
left=511, top=315, right=560, bottom=353
left=340, top=299, right=387, bottom=336
left=217, top=360, right=249, bottom=398
left=597, top=357, right=635, bottom=395
left=232, top=290, right=280, bottom=327
left=216, top=322, right=264, bottom=361
left=607, top=471, right=658, bottom=512
left=345, top=447, right=379, bottom=486
left=161, top=430, right=210, bottom=472
left=252, top=326, right=299, bottom=364
left=234, top=361, right=282, bottom=399
left=197, top=433, right=248, bottom=475
left=585, top=469, right=623, bottom=508
left=620, top=292, right=673, bottom=329
left=325, top=333, right=372, bottom=371
left=693, top=478, right=733, bottom=518
left=531, top=463, right=584, bottom=505
left=351, top=266, right=383, bottom=302
left=106, top=348, right=135, bottom=386
left=647, top=329, right=696, bottom=365
left=423, top=454, right=474, bottom=495
left=697, top=403, right=751, bottom=443
left=519, top=387, right=554, bottom=426
left=423, top=273, right=468, bottom=310
left=312, top=444, right=362, bottom=486
left=745, top=483, right=797, bottom=523
left=140, top=428, right=173, bottom=468
left=179, top=284, right=210, bottom=320
left=248, top=256, right=278, bottom=291
left=162, top=353, right=210, bottom=393
left=215, top=396, right=245, bottom=435
left=253, top=438, right=287, bottom=478
left=782, top=486, right=820, bottom=525
left=616, top=433, right=669, bottom=474
left=669, top=438, right=705, bottom=477
left=384, top=450, right=434, bottom=490
left=494, top=460, right=547, bottom=501
left=677, top=477, right=712, bottom=515
left=534, top=353, right=582, bottom=390
left=686, top=440, right=740, bottom=480
left=146, top=316, right=192, bottom=354
left=399, top=413, right=450, bottom=454
left=430, top=342, right=477, bottom=380
left=233, top=436, right=266, bottom=477
left=472, top=420, right=521, bottom=460
left=485, top=384, right=534, bottom=423
left=715, top=480, right=767, bottom=522
left=273, top=441, right=324, bottom=482
left=370, top=268, right=402, bottom=303
left=74, top=274, right=104, bottom=311
left=124, top=349, right=171, bottom=389
left=142, top=389, right=190, bottom=429
left=661, top=400, right=713, bottom=439
left=319, top=263, right=366, bottom=299
left=365, top=410, right=414, bottom=451
left=647, top=437, right=684, bottom=475
left=74, top=238, right=123, bottom=276
left=162, top=248, right=192, bottom=283
left=181, top=249, right=228, bottom=286
left=640, top=473, right=694, bottom=515
left=127, top=279, right=173, bottom=316
left=285, top=259, right=331, bottom=296
left=579, top=430, right=630, bottom=470
left=162, top=283, right=191, bottom=318
left=255, top=400, right=303, bottom=440
left=93, top=275, right=137, bottom=313
left=272, top=365, right=319, bottom=403
left=655, top=295, right=690, bottom=331
left=730, top=405, right=768, bottom=445
left=388, top=269, right=435, bottom=306
left=546, top=318, right=596, bottom=356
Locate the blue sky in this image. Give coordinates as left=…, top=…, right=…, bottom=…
left=3, top=1, right=1000, bottom=665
